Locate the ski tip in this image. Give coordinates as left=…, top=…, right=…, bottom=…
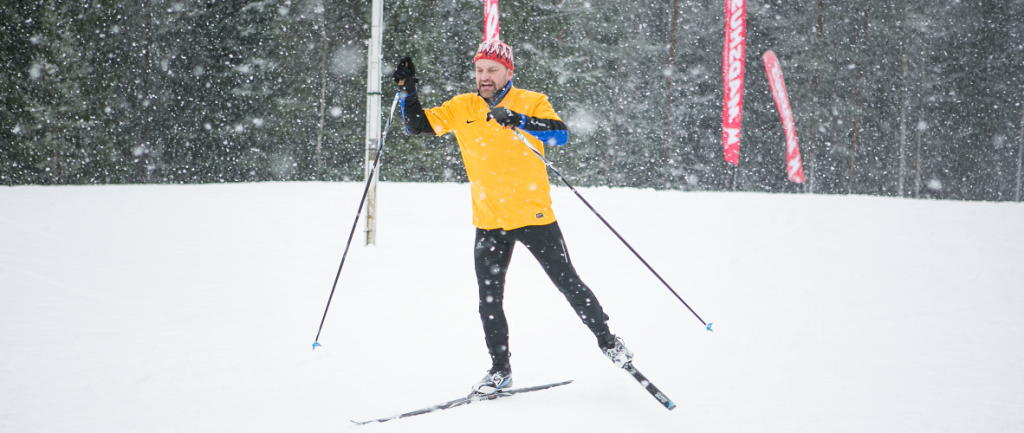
left=667, top=400, right=677, bottom=410
left=706, top=322, right=713, bottom=333
left=312, top=342, right=322, bottom=351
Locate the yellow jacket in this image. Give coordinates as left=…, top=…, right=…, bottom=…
left=424, top=87, right=562, bottom=230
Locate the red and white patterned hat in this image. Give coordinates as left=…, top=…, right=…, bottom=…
left=474, top=40, right=514, bottom=72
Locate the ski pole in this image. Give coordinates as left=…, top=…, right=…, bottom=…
left=510, top=127, right=712, bottom=332
left=313, top=92, right=401, bottom=350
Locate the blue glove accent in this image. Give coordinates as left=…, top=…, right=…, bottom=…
left=524, top=129, right=569, bottom=146
left=399, top=90, right=416, bottom=135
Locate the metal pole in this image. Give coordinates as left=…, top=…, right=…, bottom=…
left=316, top=1, right=328, bottom=171
left=1016, top=102, right=1023, bottom=202
left=511, top=127, right=711, bottom=331
left=915, top=114, right=922, bottom=199
left=898, top=51, right=908, bottom=198
left=364, top=0, right=384, bottom=245
left=314, top=94, right=401, bottom=350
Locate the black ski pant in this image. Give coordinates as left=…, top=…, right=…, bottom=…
left=475, top=221, right=612, bottom=369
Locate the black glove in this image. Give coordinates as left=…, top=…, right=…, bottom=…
left=487, top=106, right=522, bottom=128
left=392, top=56, right=418, bottom=92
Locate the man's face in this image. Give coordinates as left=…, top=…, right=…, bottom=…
left=475, top=59, right=512, bottom=100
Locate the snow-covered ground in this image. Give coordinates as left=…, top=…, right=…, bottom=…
left=2, top=181, right=1022, bottom=432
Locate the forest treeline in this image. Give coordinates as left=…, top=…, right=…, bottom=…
left=2, top=0, right=1023, bottom=201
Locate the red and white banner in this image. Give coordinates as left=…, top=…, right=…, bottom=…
left=762, top=50, right=805, bottom=183
left=484, top=0, right=500, bottom=42
left=721, top=0, right=747, bottom=166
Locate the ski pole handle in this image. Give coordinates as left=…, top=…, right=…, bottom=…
left=398, top=59, right=409, bottom=86
left=394, top=58, right=416, bottom=89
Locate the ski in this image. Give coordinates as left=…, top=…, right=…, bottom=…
left=351, top=380, right=573, bottom=425
left=623, top=362, right=676, bottom=410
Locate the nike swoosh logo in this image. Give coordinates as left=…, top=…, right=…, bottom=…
left=466, top=120, right=478, bottom=124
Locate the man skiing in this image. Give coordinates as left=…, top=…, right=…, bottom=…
left=392, top=40, right=633, bottom=395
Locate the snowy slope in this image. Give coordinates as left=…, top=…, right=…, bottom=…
left=1, top=182, right=1022, bottom=433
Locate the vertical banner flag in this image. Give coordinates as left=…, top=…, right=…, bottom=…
left=763, top=50, right=805, bottom=183
left=721, top=0, right=747, bottom=166
left=484, top=0, right=500, bottom=42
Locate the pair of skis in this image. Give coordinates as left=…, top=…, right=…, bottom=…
left=351, top=380, right=574, bottom=425
left=352, top=362, right=674, bottom=425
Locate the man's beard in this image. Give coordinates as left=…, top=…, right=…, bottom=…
left=478, top=81, right=499, bottom=99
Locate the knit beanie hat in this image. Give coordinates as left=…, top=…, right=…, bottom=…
left=474, top=40, right=514, bottom=72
